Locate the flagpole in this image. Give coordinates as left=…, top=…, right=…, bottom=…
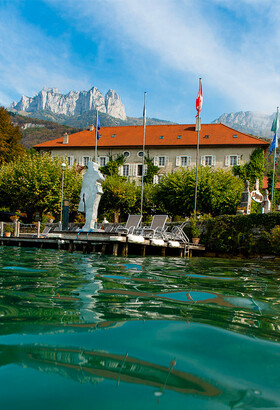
left=194, top=78, right=202, bottom=215
left=95, top=110, right=98, bottom=162
left=271, top=106, right=279, bottom=211
left=140, top=92, right=147, bottom=219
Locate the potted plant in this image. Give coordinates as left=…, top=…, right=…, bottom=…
left=10, top=210, right=21, bottom=222
left=190, top=216, right=201, bottom=244
left=43, top=212, right=55, bottom=223
left=4, top=224, right=14, bottom=237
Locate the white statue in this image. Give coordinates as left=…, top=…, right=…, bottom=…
left=78, top=161, right=105, bottom=230
left=262, top=189, right=271, bottom=214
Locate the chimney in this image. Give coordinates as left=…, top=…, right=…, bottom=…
left=89, top=124, right=94, bottom=131
left=63, top=132, right=69, bottom=144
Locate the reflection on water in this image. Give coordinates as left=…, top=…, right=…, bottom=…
left=0, top=344, right=219, bottom=396
left=0, top=247, right=280, bottom=409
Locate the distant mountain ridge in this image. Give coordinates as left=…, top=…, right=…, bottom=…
left=9, top=86, right=173, bottom=130
left=212, top=111, right=276, bottom=139
left=9, top=110, right=173, bottom=148
left=11, top=86, right=126, bottom=120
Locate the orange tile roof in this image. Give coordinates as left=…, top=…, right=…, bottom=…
left=34, top=123, right=269, bottom=149
left=263, top=176, right=280, bottom=190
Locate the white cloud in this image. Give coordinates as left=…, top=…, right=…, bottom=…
left=1, top=0, right=280, bottom=118
left=48, top=0, right=280, bottom=114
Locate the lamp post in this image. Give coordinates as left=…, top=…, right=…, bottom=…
left=60, top=162, right=66, bottom=229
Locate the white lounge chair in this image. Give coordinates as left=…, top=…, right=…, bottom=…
left=138, top=215, right=168, bottom=238
left=164, top=222, right=189, bottom=244
left=116, top=215, right=142, bottom=235
left=39, top=225, right=52, bottom=238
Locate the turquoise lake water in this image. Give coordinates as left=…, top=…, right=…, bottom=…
left=0, top=246, right=280, bottom=409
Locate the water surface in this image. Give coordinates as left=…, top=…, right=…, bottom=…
left=0, top=247, right=280, bottom=409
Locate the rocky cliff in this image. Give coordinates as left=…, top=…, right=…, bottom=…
left=11, top=87, right=127, bottom=120
left=213, top=111, right=276, bottom=138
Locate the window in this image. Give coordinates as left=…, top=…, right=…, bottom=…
left=177, top=135, right=182, bottom=139
left=123, top=151, right=130, bottom=158
left=225, top=155, right=240, bottom=166
left=137, top=151, right=144, bottom=157
left=99, top=156, right=108, bottom=167
left=176, top=155, right=191, bottom=167
left=201, top=155, right=216, bottom=166
left=154, top=156, right=168, bottom=167
left=181, top=156, right=189, bottom=166
left=67, top=156, right=74, bottom=166
left=138, top=164, right=143, bottom=176
left=83, top=156, right=90, bottom=166
left=205, top=156, right=213, bottom=166
left=230, top=156, right=237, bottom=166
left=160, top=136, right=164, bottom=139
left=159, top=156, right=166, bottom=166
left=123, top=164, right=129, bottom=176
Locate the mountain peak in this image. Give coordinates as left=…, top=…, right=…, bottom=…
left=213, top=110, right=275, bottom=138
left=10, top=86, right=127, bottom=120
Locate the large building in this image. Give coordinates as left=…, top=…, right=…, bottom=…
left=34, top=123, right=269, bottom=183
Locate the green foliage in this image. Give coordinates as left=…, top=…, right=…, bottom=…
left=99, top=154, right=126, bottom=177
left=143, top=153, right=159, bottom=184
left=4, top=224, right=14, bottom=233
left=203, top=213, right=280, bottom=255
left=154, top=167, right=243, bottom=217
left=0, top=107, right=25, bottom=164
left=0, top=152, right=82, bottom=220
left=265, top=225, right=280, bottom=254
left=190, top=216, right=201, bottom=237
left=132, top=183, right=158, bottom=221
left=99, top=176, right=138, bottom=222
left=233, top=148, right=265, bottom=189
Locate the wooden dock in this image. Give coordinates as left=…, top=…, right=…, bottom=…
left=0, top=230, right=205, bottom=257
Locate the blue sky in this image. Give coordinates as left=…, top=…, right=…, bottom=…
left=0, top=0, right=279, bottom=123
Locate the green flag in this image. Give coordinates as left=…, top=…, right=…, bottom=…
left=271, top=109, right=279, bottom=133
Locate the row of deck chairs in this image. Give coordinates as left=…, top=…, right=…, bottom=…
left=109, top=214, right=189, bottom=244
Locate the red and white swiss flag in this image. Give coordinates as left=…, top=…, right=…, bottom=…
left=195, top=79, right=203, bottom=118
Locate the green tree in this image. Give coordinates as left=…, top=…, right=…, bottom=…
left=99, top=175, right=138, bottom=222
left=99, top=154, right=126, bottom=177
left=233, top=148, right=265, bottom=189
left=154, top=167, right=243, bottom=217
left=0, top=107, right=24, bottom=164
left=143, top=153, right=159, bottom=184
left=0, top=152, right=82, bottom=220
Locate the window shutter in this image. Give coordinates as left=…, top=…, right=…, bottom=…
left=201, top=156, right=205, bottom=166
left=237, top=155, right=241, bottom=165
left=165, top=156, right=169, bottom=165
left=78, top=157, right=83, bottom=165
left=144, top=164, right=148, bottom=175
left=225, top=155, right=230, bottom=166
left=153, top=174, right=159, bottom=184
left=131, top=164, right=137, bottom=176
left=187, top=156, right=191, bottom=166
left=154, top=156, right=159, bottom=166
left=212, top=155, right=216, bottom=166
left=176, top=156, right=180, bottom=166
left=118, top=166, right=123, bottom=176
left=105, top=156, right=109, bottom=164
